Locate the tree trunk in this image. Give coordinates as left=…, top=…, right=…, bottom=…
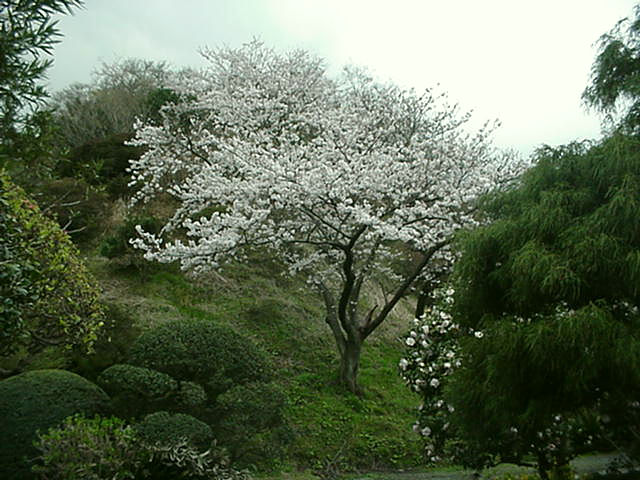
left=339, top=338, right=363, bottom=396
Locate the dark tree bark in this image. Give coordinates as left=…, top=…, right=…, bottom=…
left=319, top=238, right=448, bottom=395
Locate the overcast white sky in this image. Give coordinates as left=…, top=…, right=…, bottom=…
left=48, top=0, right=638, bottom=158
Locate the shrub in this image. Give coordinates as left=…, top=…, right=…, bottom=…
left=134, top=411, right=214, bottom=450
left=175, top=381, right=208, bottom=409
left=33, top=176, right=107, bottom=244
left=97, top=364, right=178, bottom=418
left=32, top=414, right=142, bottom=480
left=139, top=439, right=249, bottom=480
left=142, top=438, right=250, bottom=480
left=0, top=369, right=111, bottom=480
left=128, top=318, right=270, bottom=397
left=57, top=133, right=145, bottom=197
left=215, top=382, right=292, bottom=467
left=32, top=414, right=249, bottom=480
left=69, top=302, right=142, bottom=382
left=99, top=214, right=162, bottom=271
left=0, top=172, right=105, bottom=355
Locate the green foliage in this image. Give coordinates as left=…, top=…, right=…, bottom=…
left=57, top=133, right=145, bottom=197
left=134, top=411, right=214, bottom=450
left=446, top=134, right=640, bottom=471
left=0, top=172, right=105, bottom=355
left=32, top=413, right=249, bottom=480
left=32, top=414, right=142, bottom=480
left=488, top=475, right=541, bottom=480
left=100, top=214, right=163, bottom=269
left=215, top=382, right=292, bottom=467
left=583, top=4, right=640, bottom=132
left=175, top=381, right=208, bottom=409
left=3, top=109, right=67, bottom=187
left=97, top=364, right=179, bottom=418
left=141, top=439, right=250, bottom=480
left=33, top=176, right=108, bottom=243
left=129, top=318, right=270, bottom=397
left=454, top=137, right=640, bottom=322
left=144, top=87, right=181, bottom=124
left=69, top=302, right=142, bottom=382
left=0, top=0, right=82, bottom=171
left=0, top=369, right=111, bottom=479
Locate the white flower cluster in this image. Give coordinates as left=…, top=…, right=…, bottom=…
left=127, top=41, right=527, bottom=290
left=399, top=287, right=470, bottom=463
left=523, top=412, right=597, bottom=470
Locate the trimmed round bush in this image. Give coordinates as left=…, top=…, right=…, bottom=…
left=0, top=369, right=111, bottom=480
left=215, top=382, right=292, bottom=467
left=129, top=318, right=270, bottom=396
left=175, top=381, right=208, bottom=409
left=134, top=411, right=214, bottom=450
left=97, top=364, right=178, bottom=418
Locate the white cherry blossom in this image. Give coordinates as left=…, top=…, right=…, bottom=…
left=129, top=41, right=526, bottom=394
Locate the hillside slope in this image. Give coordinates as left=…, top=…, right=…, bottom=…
left=87, top=253, right=424, bottom=474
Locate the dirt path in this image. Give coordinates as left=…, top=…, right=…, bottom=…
left=350, top=453, right=617, bottom=479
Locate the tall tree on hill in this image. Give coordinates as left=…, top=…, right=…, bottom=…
left=129, top=41, right=524, bottom=394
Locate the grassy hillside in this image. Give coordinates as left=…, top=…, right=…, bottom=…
left=59, top=249, right=424, bottom=476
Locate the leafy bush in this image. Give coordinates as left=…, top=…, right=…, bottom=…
left=134, top=411, right=214, bottom=450
left=142, top=438, right=250, bottom=480
left=0, top=172, right=105, bottom=355
left=32, top=414, right=142, bottom=480
left=100, top=214, right=162, bottom=271
left=33, top=414, right=250, bottom=480
left=128, top=318, right=270, bottom=397
left=69, top=302, right=142, bottom=382
left=33, top=176, right=107, bottom=243
left=57, top=133, right=145, bottom=197
left=97, top=364, right=178, bottom=418
left=215, top=382, right=292, bottom=467
left=175, top=381, right=208, bottom=409
left=0, top=369, right=111, bottom=480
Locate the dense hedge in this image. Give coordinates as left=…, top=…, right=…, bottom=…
left=215, top=382, right=292, bottom=467
left=129, top=318, right=270, bottom=397
left=0, top=172, right=104, bottom=355
left=134, top=411, right=214, bottom=450
left=97, top=364, right=178, bottom=418
left=0, top=369, right=111, bottom=480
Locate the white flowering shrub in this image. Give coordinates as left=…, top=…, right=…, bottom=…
left=400, top=291, right=606, bottom=477
left=400, top=287, right=468, bottom=464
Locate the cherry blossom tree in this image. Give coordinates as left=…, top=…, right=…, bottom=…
left=128, top=41, right=524, bottom=394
